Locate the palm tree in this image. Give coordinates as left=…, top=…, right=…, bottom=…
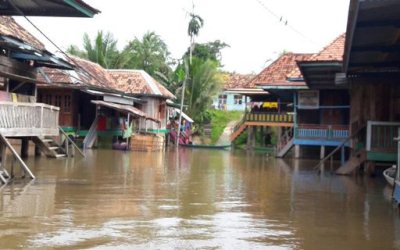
left=185, top=57, right=222, bottom=125
left=187, top=13, right=204, bottom=64
left=68, top=31, right=129, bottom=69
left=124, top=31, right=172, bottom=78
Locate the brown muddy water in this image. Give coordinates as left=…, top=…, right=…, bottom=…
left=0, top=148, right=399, bottom=249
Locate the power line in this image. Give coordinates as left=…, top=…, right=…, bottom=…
left=254, top=0, right=316, bottom=45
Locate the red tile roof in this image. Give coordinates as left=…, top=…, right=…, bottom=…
left=0, top=16, right=45, bottom=50
left=308, top=34, right=345, bottom=61
left=107, top=70, right=175, bottom=99
left=222, top=72, right=255, bottom=90
left=249, top=53, right=312, bottom=87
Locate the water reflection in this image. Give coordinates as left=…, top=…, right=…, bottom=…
left=0, top=149, right=397, bottom=249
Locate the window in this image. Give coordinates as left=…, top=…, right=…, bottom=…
left=234, top=95, right=242, bottom=105
left=218, top=95, right=227, bottom=104
left=64, top=95, right=71, bottom=113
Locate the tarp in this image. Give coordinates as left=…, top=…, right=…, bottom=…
left=174, top=108, right=194, bottom=123
left=91, top=100, right=160, bottom=123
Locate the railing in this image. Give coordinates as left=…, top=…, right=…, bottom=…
left=277, top=127, right=294, bottom=152
left=245, top=112, right=294, bottom=123
left=295, top=124, right=349, bottom=140
left=366, top=121, right=400, bottom=152
left=0, top=101, right=59, bottom=137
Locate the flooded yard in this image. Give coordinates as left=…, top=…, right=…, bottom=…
left=0, top=149, right=399, bottom=249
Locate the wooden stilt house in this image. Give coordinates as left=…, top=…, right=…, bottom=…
left=38, top=56, right=159, bottom=149
left=295, top=34, right=350, bottom=162
left=0, top=0, right=99, bottom=184
left=339, top=0, right=400, bottom=176
left=231, top=53, right=311, bottom=155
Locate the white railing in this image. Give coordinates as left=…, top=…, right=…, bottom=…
left=0, top=101, right=59, bottom=137
left=366, top=121, right=400, bottom=152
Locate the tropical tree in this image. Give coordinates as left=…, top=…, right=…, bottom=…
left=67, top=31, right=129, bottom=69
left=184, top=40, right=229, bottom=64
left=187, top=13, right=204, bottom=63
left=184, top=57, right=223, bottom=125
left=123, top=31, right=172, bottom=78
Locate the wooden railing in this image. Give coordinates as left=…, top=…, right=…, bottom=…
left=295, top=124, right=349, bottom=140
left=367, top=121, right=400, bottom=152
left=245, top=112, right=294, bottom=123
left=0, top=101, right=59, bottom=137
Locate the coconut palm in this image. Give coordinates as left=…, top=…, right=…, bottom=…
left=67, top=31, right=129, bottom=69
left=187, top=13, right=204, bottom=64
left=124, top=31, right=172, bottom=78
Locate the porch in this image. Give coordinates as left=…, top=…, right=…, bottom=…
left=294, top=124, right=349, bottom=146
left=230, top=111, right=293, bottom=142
left=0, top=101, right=60, bottom=137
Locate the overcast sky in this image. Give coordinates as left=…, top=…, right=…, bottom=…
left=16, top=0, right=350, bottom=74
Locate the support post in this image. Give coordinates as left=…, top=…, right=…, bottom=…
left=295, top=145, right=300, bottom=159
left=341, top=146, right=345, bottom=166
left=21, top=138, right=29, bottom=158
left=320, top=146, right=325, bottom=160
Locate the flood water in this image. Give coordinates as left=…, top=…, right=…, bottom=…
left=0, top=148, right=399, bottom=249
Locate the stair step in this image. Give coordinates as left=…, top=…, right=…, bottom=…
left=55, top=154, right=66, bottom=158
left=42, top=139, right=53, bottom=143
left=49, top=147, right=59, bottom=150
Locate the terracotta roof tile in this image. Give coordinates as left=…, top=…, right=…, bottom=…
left=222, top=73, right=255, bottom=90
left=250, top=53, right=312, bottom=87
left=0, top=16, right=44, bottom=50
left=308, top=34, right=345, bottom=61
left=107, top=70, right=175, bottom=99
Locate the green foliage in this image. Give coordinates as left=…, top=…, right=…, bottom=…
left=184, top=57, right=223, bottom=126
left=123, top=31, right=172, bottom=78
left=187, top=13, right=204, bottom=38
left=185, top=40, right=229, bottom=63
left=208, top=110, right=242, bottom=144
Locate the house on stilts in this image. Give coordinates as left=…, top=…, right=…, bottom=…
left=230, top=53, right=311, bottom=155
left=0, top=1, right=99, bottom=184
left=339, top=0, right=400, bottom=182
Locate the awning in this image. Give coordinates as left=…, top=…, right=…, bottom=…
left=297, top=61, right=345, bottom=89
left=91, top=100, right=160, bottom=123
left=0, top=0, right=100, bottom=17
left=1, top=35, right=74, bottom=70
left=344, top=0, right=400, bottom=75
left=174, top=108, right=194, bottom=123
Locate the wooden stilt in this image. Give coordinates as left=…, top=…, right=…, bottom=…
left=21, top=138, right=29, bottom=158
left=34, top=145, right=41, bottom=157
left=295, top=145, right=300, bottom=158
left=320, top=146, right=325, bottom=160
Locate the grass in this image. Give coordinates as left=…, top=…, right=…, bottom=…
left=209, top=110, right=243, bottom=144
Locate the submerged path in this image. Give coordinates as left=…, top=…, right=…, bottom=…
left=216, top=120, right=238, bottom=145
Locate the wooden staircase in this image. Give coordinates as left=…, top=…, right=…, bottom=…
left=336, top=150, right=367, bottom=175
left=32, top=136, right=67, bottom=158
left=276, top=127, right=294, bottom=158
left=32, top=127, right=85, bottom=158
left=229, top=123, right=248, bottom=142
left=276, top=138, right=294, bottom=158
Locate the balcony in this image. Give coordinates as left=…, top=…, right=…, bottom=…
left=294, top=124, right=349, bottom=146
left=244, top=112, right=294, bottom=124
left=0, top=101, right=59, bottom=137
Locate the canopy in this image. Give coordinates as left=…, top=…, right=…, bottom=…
left=91, top=100, right=160, bottom=123
left=174, top=108, right=194, bottom=123
left=0, top=0, right=100, bottom=17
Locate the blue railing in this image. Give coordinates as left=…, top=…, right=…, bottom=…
left=295, top=124, right=349, bottom=140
